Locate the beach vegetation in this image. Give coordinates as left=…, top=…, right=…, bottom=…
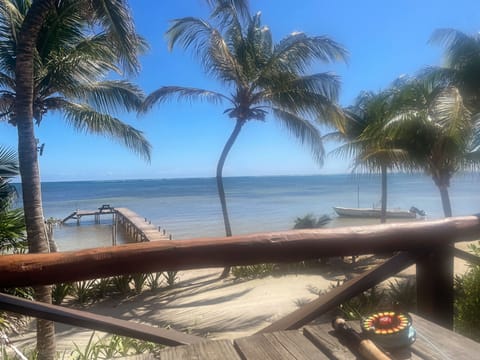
left=110, top=275, right=132, bottom=296
left=454, top=243, right=480, bottom=341
left=293, top=214, right=331, bottom=229
left=51, top=283, right=73, bottom=306
left=131, top=273, right=149, bottom=294
left=71, top=280, right=97, bottom=305
left=0, top=146, right=31, bottom=335
left=146, top=272, right=164, bottom=291
left=2, top=0, right=149, bottom=357
left=231, top=263, right=276, bottom=279
left=140, top=0, right=347, bottom=278
left=163, top=271, right=179, bottom=288
left=69, top=331, right=160, bottom=360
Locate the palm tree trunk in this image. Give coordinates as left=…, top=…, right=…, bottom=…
left=218, top=119, right=244, bottom=278
left=380, top=164, right=387, bottom=224
left=438, top=184, right=452, bottom=218
left=15, top=1, right=57, bottom=359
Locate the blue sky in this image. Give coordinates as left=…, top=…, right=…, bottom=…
left=1, top=0, right=479, bottom=181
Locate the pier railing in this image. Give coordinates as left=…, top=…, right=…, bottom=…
left=1, top=216, right=480, bottom=346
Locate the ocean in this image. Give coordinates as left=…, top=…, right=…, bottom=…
left=15, top=173, right=480, bottom=251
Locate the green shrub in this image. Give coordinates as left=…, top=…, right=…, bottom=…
left=111, top=275, right=132, bottom=295
left=71, top=331, right=160, bottom=360
left=72, top=280, right=96, bottom=305
left=454, top=243, right=480, bottom=341
left=387, top=278, right=416, bottom=312
left=232, top=264, right=276, bottom=279
left=146, top=272, right=163, bottom=291
left=52, top=283, right=73, bottom=305
left=293, top=213, right=330, bottom=229
left=131, top=273, right=148, bottom=294
left=163, top=271, right=178, bottom=288
left=93, top=278, right=114, bottom=300
left=337, top=285, right=385, bottom=320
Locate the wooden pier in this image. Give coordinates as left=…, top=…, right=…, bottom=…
left=114, top=207, right=171, bottom=242
left=62, top=205, right=172, bottom=243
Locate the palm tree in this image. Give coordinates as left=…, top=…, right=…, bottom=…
left=328, top=90, right=404, bottom=223
left=5, top=1, right=148, bottom=358
left=141, top=2, right=346, bottom=276
left=388, top=77, right=479, bottom=217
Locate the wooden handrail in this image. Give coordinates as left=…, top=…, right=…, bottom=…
left=257, top=251, right=416, bottom=332
left=1, top=216, right=479, bottom=287
left=0, top=292, right=203, bottom=346
left=452, top=246, right=480, bottom=266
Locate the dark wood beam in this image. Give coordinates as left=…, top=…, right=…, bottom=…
left=1, top=216, right=479, bottom=287
left=0, top=292, right=203, bottom=346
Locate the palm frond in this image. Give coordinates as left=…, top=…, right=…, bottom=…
left=140, top=86, right=228, bottom=113
left=37, top=34, right=121, bottom=97
left=75, top=80, right=144, bottom=114
left=271, top=33, right=347, bottom=74
left=208, top=27, right=246, bottom=85
left=167, top=17, right=213, bottom=53
left=431, top=86, right=471, bottom=138
left=429, top=28, right=480, bottom=69
left=207, top=0, right=250, bottom=22
left=272, top=107, right=324, bottom=164
left=0, top=70, right=15, bottom=89
left=0, top=145, right=18, bottom=177
left=89, top=0, right=146, bottom=74
left=0, top=208, right=26, bottom=252
left=61, top=102, right=151, bottom=161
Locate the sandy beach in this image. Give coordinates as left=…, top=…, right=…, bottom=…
left=7, top=240, right=477, bottom=357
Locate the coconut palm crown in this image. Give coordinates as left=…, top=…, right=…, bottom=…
left=428, top=28, right=480, bottom=112
left=0, top=0, right=151, bottom=159
left=327, top=89, right=408, bottom=223
left=387, top=76, right=480, bottom=217
left=141, top=3, right=347, bottom=244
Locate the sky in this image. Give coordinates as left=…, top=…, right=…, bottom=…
left=1, top=0, right=479, bottom=181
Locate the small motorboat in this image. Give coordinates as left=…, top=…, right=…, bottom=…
left=333, top=206, right=424, bottom=219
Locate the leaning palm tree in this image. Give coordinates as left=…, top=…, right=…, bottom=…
left=141, top=3, right=346, bottom=276
left=328, top=89, right=405, bottom=223
left=387, top=77, right=480, bottom=217
left=4, top=1, right=149, bottom=358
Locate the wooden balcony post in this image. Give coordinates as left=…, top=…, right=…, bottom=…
left=416, top=244, right=454, bottom=329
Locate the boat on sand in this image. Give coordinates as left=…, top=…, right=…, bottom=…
left=333, top=206, right=424, bottom=219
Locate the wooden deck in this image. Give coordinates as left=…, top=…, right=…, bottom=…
left=149, top=314, right=480, bottom=359
left=61, top=207, right=115, bottom=224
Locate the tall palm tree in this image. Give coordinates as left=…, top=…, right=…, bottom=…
left=388, top=77, right=479, bottom=217
left=141, top=2, right=346, bottom=276
left=5, top=1, right=148, bottom=358
left=328, top=90, right=405, bottom=223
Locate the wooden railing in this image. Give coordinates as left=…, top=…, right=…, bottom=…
left=1, top=216, right=480, bottom=346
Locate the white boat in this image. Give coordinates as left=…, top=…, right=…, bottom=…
left=333, top=206, right=418, bottom=219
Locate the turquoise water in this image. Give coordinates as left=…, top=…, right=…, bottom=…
left=15, top=173, right=480, bottom=251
